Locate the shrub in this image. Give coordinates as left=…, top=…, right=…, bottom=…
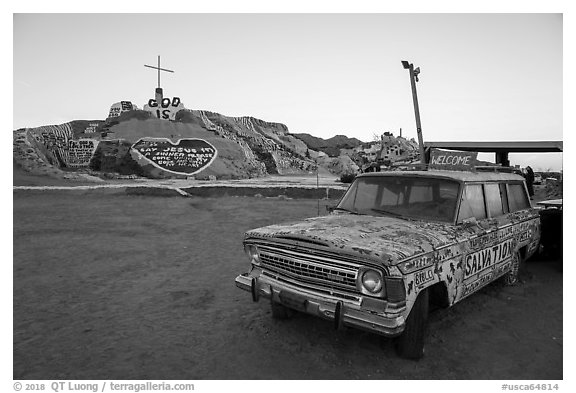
left=340, top=173, right=356, bottom=183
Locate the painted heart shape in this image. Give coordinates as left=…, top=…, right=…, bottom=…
left=132, top=138, right=218, bottom=175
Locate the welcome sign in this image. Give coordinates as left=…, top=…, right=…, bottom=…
left=132, top=138, right=218, bottom=175
left=429, top=148, right=477, bottom=172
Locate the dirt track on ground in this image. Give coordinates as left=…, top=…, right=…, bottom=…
left=13, top=190, right=563, bottom=380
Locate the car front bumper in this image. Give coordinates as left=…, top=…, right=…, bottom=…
left=235, top=269, right=405, bottom=337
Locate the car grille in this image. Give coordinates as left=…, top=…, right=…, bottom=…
left=257, top=245, right=359, bottom=291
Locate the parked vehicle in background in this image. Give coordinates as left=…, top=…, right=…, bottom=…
left=536, top=199, right=562, bottom=269
left=235, top=169, right=541, bottom=359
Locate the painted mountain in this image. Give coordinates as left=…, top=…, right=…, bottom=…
left=13, top=99, right=423, bottom=181
left=13, top=102, right=347, bottom=180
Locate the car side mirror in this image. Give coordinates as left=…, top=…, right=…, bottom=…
left=326, top=205, right=335, bottom=213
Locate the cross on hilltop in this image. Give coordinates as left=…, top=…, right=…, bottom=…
left=144, top=55, right=174, bottom=89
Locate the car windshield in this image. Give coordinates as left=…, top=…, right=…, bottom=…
left=336, top=175, right=460, bottom=223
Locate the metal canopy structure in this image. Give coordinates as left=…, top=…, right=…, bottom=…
left=425, top=141, right=563, bottom=153
left=424, top=141, right=563, bottom=167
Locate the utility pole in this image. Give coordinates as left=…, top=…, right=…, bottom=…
left=401, top=61, right=426, bottom=167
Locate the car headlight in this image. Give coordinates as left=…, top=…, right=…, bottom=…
left=361, top=269, right=383, bottom=294
left=244, top=244, right=260, bottom=265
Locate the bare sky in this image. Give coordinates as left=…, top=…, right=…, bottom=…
left=13, top=13, right=563, bottom=170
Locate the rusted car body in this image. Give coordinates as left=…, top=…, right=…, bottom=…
left=235, top=170, right=541, bottom=358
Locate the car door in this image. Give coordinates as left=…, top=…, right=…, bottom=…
left=455, top=182, right=515, bottom=300
left=456, top=183, right=494, bottom=299
left=506, top=182, right=541, bottom=257
left=484, top=183, right=517, bottom=279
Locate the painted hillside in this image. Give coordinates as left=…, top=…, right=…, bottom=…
left=13, top=96, right=428, bottom=181
left=12, top=101, right=342, bottom=181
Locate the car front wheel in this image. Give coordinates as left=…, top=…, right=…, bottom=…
left=395, top=288, right=429, bottom=360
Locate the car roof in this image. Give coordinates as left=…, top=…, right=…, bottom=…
left=357, top=170, right=525, bottom=183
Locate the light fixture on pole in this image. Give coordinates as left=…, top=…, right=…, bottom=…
left=401, top=60, right=426, bottom=166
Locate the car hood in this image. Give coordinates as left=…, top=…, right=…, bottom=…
left=245, top=213, right=462, bottom=266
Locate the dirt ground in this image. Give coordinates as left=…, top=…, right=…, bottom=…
left=13, top=189, right=562, bottom=380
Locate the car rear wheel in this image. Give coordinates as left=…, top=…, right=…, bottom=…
left=504, top=250, right=523, bottom=285
left=395, top=288, right=429, bottom=360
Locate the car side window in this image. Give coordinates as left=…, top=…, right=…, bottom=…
left=499, top=183, right=510, bottom=214
left=485, top=183, right=504, bottom=218
left=457, top=184, right=487, bottom=222
left=507, top=183, right=530, bottom=212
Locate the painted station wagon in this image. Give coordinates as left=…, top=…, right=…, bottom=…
left=235, top=169, right=541, bottom=359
